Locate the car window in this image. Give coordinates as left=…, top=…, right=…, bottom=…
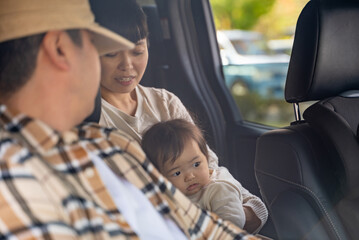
left=211, top=0, right=310, bottom=127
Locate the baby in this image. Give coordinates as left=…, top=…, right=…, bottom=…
left=142, top=119, right=253, bottom=229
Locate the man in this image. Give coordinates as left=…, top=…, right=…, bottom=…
left=0, top=0, right=258, bottom=239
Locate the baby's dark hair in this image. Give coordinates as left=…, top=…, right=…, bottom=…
left=142, top=119, right=209, bottom=171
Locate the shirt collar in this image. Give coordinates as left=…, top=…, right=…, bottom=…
left=0, top=104, right=66, bottom=154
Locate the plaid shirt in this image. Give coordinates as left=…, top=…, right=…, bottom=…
left=0, top=105, right=258, bottom=240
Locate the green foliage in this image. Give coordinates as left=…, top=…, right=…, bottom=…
left=211, top=0, right=276, bottom=30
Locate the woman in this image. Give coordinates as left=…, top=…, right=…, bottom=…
left=90, top=0, right=268, bottom=234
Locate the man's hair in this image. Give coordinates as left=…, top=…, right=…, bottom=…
left=90, top=0, right=149, bottom=44
left=0, top=30, right=82, bottom=101
left=141, top=119, right=209, bottom=171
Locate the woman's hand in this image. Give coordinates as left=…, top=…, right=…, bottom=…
left=243, top=206, right=261, bottom=233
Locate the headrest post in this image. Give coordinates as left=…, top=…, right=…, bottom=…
left=293, top=103, right=302, bottom=122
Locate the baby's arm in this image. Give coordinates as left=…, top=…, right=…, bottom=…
left=205, top=182, right=246, bottom=228
left=210, top=166, right=268, bottom=233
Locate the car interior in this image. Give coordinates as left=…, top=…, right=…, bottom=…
left=86, top=0, right=358, bottom=239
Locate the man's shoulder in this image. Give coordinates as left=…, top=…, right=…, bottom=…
left=76, top=122, right=133, bottom=138
left=75, top=123, right=146, bottom=161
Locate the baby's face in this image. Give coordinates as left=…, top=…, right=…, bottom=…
left=161, top=139, right=210, bottom=196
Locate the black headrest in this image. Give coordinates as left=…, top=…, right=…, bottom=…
left=285, top=1, right=359, bottom=103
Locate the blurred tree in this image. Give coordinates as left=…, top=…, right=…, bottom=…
left=211, top=0, right=275, bottom=30
left=254, top=0, right=309, bottom=39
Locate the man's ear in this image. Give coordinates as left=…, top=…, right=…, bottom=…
left=41, top=31, right=72, bottom=71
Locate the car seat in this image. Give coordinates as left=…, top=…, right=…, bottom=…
left=255, top=1, right=359, bottom=239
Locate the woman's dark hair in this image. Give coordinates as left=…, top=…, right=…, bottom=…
left=90, top=0, right=149, bottom=44
left=141, top=119, right=209, bottom=171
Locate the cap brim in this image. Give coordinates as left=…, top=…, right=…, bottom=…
left=88, top=23, right=134, bottom=55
